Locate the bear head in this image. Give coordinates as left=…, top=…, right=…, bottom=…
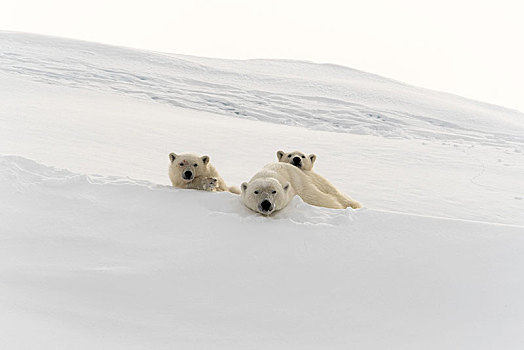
left=276, top=150, right=316, bottom=170
left=241, top=178, right=290, bottom=216
left=169, top=153, right=210, bottom=182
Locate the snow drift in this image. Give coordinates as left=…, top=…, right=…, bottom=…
left=1, top=155, right=524, bottom=349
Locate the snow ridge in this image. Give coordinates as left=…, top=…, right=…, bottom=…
left=0, top=155, right=355, bottom=226
left=1, top=31, right=523, bottom=147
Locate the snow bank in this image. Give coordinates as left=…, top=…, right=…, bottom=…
left=1, top=155, right=524, bottom=349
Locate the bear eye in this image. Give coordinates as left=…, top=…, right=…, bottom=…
left=193, top=163, right=198, bottom=167
left=287, top=154, right=291, bottom=158
left=179, top=162, right=184, bottom=166
left=254, top=191, right=259, bottom=194
left=272, top=190, right=277, bottom=194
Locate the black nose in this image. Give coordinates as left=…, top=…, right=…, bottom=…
left=292, top=156, right=301, bottom=165
left=260, top=200, right=272, bottom=212
left=183, top=170, right=193, bottom=179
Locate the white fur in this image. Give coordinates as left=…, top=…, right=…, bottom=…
left=168, top=153, right=240, bottom=194
left=241, top=163, right=355, bottom=215
left=305, top=171, right=362, bottom=209
left=277, top=150, right=361, bottom=209
left=276, top=150, right=316, bottom=170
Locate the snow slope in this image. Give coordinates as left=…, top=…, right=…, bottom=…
left=1, top=31, right=523, bottom=146
left=1, top=32, right=524, bottom=349
left=1, top=70, right=523, bottom=225
left=2, top=155, right=524, bottom=350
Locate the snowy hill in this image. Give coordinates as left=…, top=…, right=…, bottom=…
left=1, top=31, right=523, bottom=145
left=2, top=155, right=524, bottom=349
left=1, top=32, right=524, bottom=349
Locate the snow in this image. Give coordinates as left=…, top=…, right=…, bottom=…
left=2, top=70, right=522, bottom=225
left=2, top=155, right=524, bottom=349
left=1, top=32, right=524, bottom=349
left=1, top=31, right=523, bottom=145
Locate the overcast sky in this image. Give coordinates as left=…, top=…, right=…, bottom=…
left=2, top=0, right=523, bottom=113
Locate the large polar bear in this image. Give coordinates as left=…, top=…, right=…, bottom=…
left=168, top=153, right=240, bottom=194
left=241, top=162, right=359, bottom=215
left=277, top=150, right=362, bottom=209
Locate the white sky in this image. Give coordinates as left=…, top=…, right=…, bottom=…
left=2, top=0, right=523, bottom=113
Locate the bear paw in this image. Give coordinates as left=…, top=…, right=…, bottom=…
left=202, top=177, right=218, bottom=191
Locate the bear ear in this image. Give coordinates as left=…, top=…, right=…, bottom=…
left=169, top=153, right=177, bottom=163
left=241, top=182, right=248, bottom=192
left=283, top=183, right=290, bottom=192
left=309, top=154, right=317, bottom=165
left=276, top=150, right=285, bottom=161
left=201, top=155, right=210, bottom=165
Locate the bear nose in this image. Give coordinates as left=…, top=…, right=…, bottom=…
left=183, top=170, right=193, bottom=179
left=260, top=200, right=273, bottom=212
left=292, top=157, right=301, bottom=165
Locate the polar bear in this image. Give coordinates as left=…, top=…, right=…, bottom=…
left=276, top=150, right=316, bottom=170
left=277, top=150, right=362, bottom=209
left=241, top=162, right=357, bottom=215
left=168, top=153, right=240, bottom=194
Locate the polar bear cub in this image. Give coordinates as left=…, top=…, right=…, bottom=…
left=168, top=153, right=240, bottom=194
left=241, top=163, right=353, bottom=215
left=277, top=150, right=362, bottom=209
left=276, top=150, right=316, bottom=170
